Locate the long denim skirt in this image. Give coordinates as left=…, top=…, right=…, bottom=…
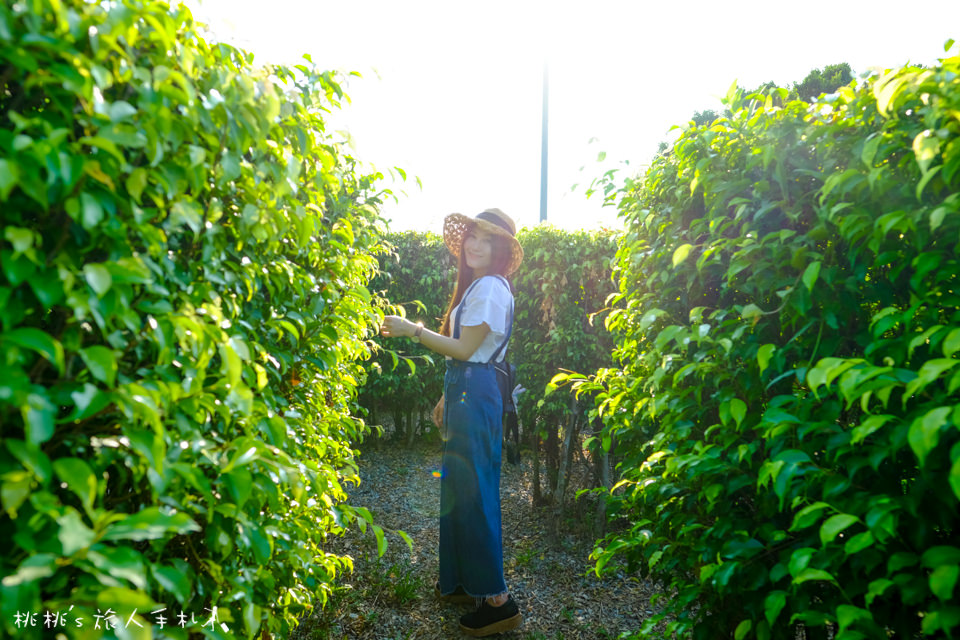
left=438, top=360, right=507, bottom=598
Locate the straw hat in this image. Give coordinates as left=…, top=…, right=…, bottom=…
left=443, top=208, right=524, bottom=276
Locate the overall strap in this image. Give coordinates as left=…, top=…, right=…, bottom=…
left=488, top=276, right=514, bottom=364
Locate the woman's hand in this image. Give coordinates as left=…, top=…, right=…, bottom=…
left=379, top=316, right=488, bottom=361
left=380, top=315, right=413, bottom=339
left=432, top=395, right=444, bottom=428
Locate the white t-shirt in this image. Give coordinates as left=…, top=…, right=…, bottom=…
left=455, top=275, right=513, bottom=363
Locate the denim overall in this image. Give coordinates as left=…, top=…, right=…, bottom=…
left=438, top=277, right=513, bottom=599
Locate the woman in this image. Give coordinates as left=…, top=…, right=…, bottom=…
left=380, top=208, right=523, bottom=637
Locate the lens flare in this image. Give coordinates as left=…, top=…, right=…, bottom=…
left=432, top=469, right=443, bottom=478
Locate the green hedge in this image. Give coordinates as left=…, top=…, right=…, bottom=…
left=1, top=1, right=390, bottom=638
left=359, top=231, right=455, bottom=439
left=563, top=46, right=960, bottom=638
left=513, top=225, right=618, bottom=507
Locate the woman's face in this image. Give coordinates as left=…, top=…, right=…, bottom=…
left=463, top=227, right=494, bottom=276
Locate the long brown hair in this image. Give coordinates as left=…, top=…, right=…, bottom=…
left=440, top=230, right=514, bottom=337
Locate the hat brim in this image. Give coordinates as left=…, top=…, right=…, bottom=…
left=443, top=213, right=524, bottom=276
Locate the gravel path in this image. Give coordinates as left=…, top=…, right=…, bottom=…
left=293, top=437, right=659, bottom=639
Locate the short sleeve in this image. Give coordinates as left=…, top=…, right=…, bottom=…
left=459, top=276, right=511, bottom=336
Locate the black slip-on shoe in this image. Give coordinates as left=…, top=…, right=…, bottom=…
left=434, top=581, right=475, bottom=604
left=459, top=596, right=522, bottom=636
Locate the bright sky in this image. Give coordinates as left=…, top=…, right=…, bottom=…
left=185, top=0, right=960, bottom=234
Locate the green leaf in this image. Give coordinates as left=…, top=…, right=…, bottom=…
left=545, top=372, right=569, bottom=396
left=228, top=335, right=251, bottom=361
left=730, top=398, right=747, bottom=427
left=916, top=165, right=942, bottom=200
left=169, top=200, right=203, bottom=233
left=83, top=263, right=113, bottom=297
left=224, top=468, right=252, bottom=508
left=820, top=513, right=859, bottom=546
left=68, top=382, right=110, bottom=421
left=888, top=552, right=919, bottom=572
left=0, top=159, right=20, bottom=200
left=861, top=134, right=881, bottom=168
left=102, top=508, right=200, bottom=541
left=921, top=606, right=960, bottom=636
left=86, top=546, right=147, bottom=589
left=2, top=328, right=65, bottom=374
left=765, top=590, right=787, bottom=626
left=788, top=547, right=815, bottom=576
left=4, top=226, right=34, bottom=254
left=866, top=578, right=894, bottom=606
left=807, top=357, right=859, bottom=392
left=775, top=450, right=812, bottom=465
left=930, top=206, right=948, bottom=231
left=922, top=546, right=960, bottom=568
left=22, top=393, right=56, bottom=445
left=79, top=192, right=104, bottom=229
left=2, top=553, right=57, bottom=586
left=951, top=456, right=960, bottom=502
left=219, top=341, right=243, bottom=387
left=221, top=152, right=241, bottom=181
left=757, top=344, right=775, bottom=374
left=187, top=144, right=206, bottom=167
left=930, top=564, right=959, bottom=601
left=790, top=502, right=831, bottom=531
left=223, top=442, right=259, bottom=472
left=672, top=244, right=693, bottom=267
left=639, top=309, right=666, bottom=332
left=734, top=619, right=751, bottom=640
left=844, top=531, right=875, bottom=555
left=153, top=564, right=192, bottom=605
left=108, top=100, right=137, bottom=122
left=1, top=471, right=33, bottom=517
left=874, top=74, right=907, bottom=117
left=373, top=524, right=387, bottom=557
left=942, top=328, right=960, bottom=358
left=4, top=440, right=52, bottom=483
left=836, top=605, right=872, bottom=632
left=741, top=304, right=763, bottom=320
left=246, top=522, right=272, bottom=564
left=801, top=261, right=821, bottom=291
left=353, top=506, right=373, bottom=526
left=793, top=568, right=836, bottom=585
left=28, top=268, right=65, bottom=307
left=79, top=345, right=118, bottom=387
left=904, top=358, right=960, bottom=401
left=53, top=457, right=97, bottom=514
left=79, top=135, right=126, bottom=163
left=1, top=249, right=36, bottom=285
left=908, top=406, right=951, bottom=466
left=852, top=414, right=894, bottom=444
left=913, top=130, right=941, bottom=173
left=397, top=529, right=414, bottom=552
left=755, top=621, right=771, bottom=640
left=57, top=509, right=96, bottom=556
left=125, top=167, right=148, bottom=203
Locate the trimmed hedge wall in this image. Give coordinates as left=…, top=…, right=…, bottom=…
left=563, top=45, right=960, bottom=639
left=1, top=1, right=391, bottom=638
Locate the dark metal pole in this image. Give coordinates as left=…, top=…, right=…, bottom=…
left=539, top=62, right=549, bottom=223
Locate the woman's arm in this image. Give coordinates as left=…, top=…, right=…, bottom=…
left=380, top=316, right=489, bottom=361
